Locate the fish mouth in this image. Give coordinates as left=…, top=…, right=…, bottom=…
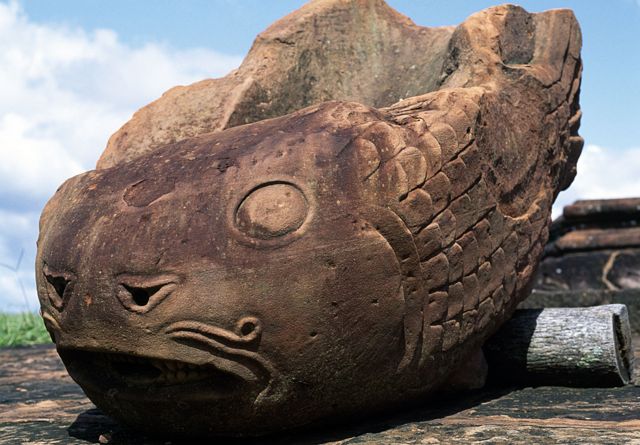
left=58, top=319, right=280, bottom=403
left=58, top=349, right=254, bottom=397
left=163, top=319, right=277, bottom=387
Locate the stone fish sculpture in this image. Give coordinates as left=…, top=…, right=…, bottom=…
left=36, top=0, right=583, bottom=437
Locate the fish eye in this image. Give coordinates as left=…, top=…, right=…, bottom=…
left=235, top=182, right=308, bottom=240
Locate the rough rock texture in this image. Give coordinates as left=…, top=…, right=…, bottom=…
left=36, top=0, right=583, bottom=437
left=98, top=0, right=454, bottom=168
left=535, top=198, right=640, bottom=292
left=527, top=198, right=640, bottom=336
left=4, top=344, right=640, bottom=444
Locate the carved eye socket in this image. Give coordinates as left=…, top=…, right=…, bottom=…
left=116, top=274, right=180, bottom=314
left=235, top=183, right=308, bottom=240
left=43, top=265, right=74, bottom=311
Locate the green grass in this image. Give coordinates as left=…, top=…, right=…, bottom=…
left=0, top=312, right=51, bottom=347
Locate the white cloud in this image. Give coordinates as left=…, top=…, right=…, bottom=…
left=553, top=144, right=640, bottom=218
left=0, top=208, right=39, bottom=311
left=0, top=113, right=85, bottom=201
left=0, top=0, right=242, bottom=311
left=0, top=1, right=242, bottom=200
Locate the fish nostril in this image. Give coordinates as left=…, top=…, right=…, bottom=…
left=122, top=283, right=164, bottom=307
left=46, top=274, right=70, bottom=300
left=236, top=316, right=262, bottom=341
left=240, top=321, right=256, bottom=336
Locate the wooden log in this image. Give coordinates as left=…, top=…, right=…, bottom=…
left=521, top=288, right=640, bottom=336
left=484, top=304, right=634, bottom=387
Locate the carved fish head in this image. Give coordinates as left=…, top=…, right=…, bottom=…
left=36, top=102, right=413, bottom=434
left=35, top=1, right=584, bottom=434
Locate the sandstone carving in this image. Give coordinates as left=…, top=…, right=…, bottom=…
left=36, top=0, right=583, bottom=437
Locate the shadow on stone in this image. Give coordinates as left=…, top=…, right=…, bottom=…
left=66, top=388, right=515, bottom=445
left=484, top=309, right=541, bottom=386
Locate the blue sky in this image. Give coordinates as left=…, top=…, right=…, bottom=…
left=1, top=0, right=639, bottom=311
left=21, top=0, right=640, bottom=150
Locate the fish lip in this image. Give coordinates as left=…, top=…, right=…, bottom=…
left=162, top=319, right=276, bottom=386
left=165, top=331, right=273, bottom=385
left=165, top=318, right=263, bottom=344
left=57, top=348, right=261, bottom=399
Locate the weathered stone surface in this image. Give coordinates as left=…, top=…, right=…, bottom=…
left=3, top=343, right=640, bottom=444
left=562, top=198, right=640, bottom=222
left=535, top=198, right=640, bottom=292
left=36, top=0, right=583, bottom=437
left=529, top=199, right=640, bottom=339
left=98, top=0, right=454, bottom=169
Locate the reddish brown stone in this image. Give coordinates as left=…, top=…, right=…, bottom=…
left=36, top=0, right=582, bottom=437
left=98, top=0, right=454, bottom=169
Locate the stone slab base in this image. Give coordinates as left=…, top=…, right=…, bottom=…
left=2, top=343, right=640, bottom=444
